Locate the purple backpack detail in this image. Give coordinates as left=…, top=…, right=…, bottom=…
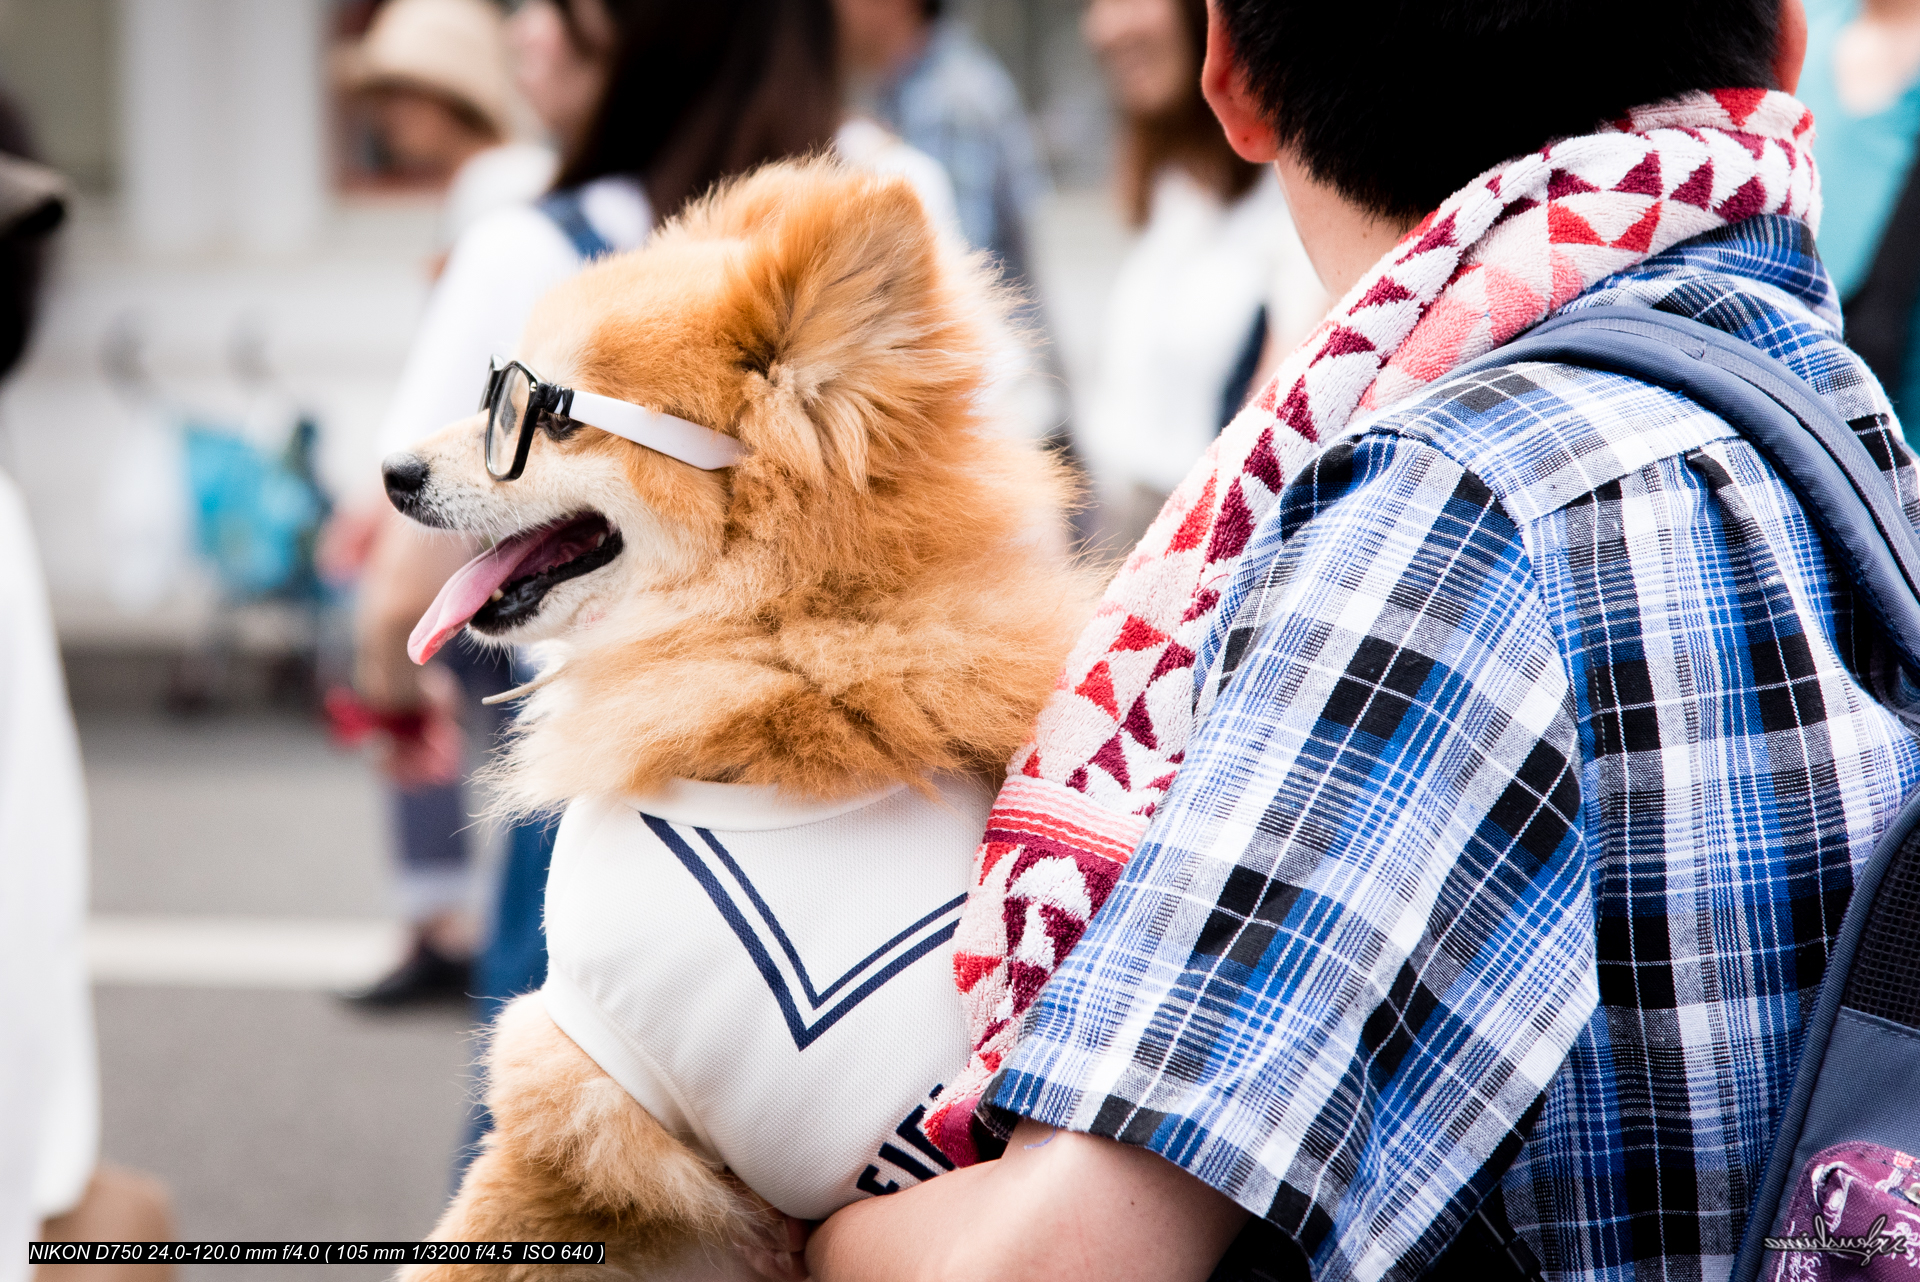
left=1764, top=1144, right=1920, bottom=1281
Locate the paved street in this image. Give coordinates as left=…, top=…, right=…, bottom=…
left=80, top=709, right=482, bottom=1282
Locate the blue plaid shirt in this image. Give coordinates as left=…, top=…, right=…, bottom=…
left=992, top=216, right=1920, bottom=1282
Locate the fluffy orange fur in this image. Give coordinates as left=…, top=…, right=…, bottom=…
left=497, top=159, right=1091, bottom=809
left=402, top=999, right=774, bottom=1282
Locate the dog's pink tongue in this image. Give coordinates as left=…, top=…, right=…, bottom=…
left=408, top=533, right=542, bottom=665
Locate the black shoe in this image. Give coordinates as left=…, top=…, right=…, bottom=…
left=339, top=940, right=472, bottom=1010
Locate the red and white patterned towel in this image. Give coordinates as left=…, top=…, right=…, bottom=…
left=926, top=89, right=1821, bottom=1164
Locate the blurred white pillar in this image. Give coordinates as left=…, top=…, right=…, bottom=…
left=118, top=0, right=220, bottom=255
left=227, top=0, right=326, bottom=255
left=117, top=0, right=328, bottom=257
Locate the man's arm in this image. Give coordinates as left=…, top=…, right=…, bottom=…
left=806, top=1119, right=1248, bottom=1282
left=805, top=434, right=1593, bottom=1282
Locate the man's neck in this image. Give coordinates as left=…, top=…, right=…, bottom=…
left=1272, top=149, right=1417, bottom=300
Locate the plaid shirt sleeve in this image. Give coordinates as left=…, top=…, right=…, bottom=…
left=992, top=431, right=1596, bottom=1282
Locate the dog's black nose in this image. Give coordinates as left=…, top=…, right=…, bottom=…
left=382, top=453, right=429, bottom=511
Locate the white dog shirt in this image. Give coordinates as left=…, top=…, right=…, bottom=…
left=539, top=775, right=984, bottom=1220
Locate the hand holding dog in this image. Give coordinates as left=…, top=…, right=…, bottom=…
left=738, top=1208, right=813, bottom=1282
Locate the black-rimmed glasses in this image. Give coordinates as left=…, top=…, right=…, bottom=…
left=481, top=359, right=563, bottom=482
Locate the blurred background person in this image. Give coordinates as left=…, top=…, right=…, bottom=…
left=0, top=89, right=177, bottom=1281
left=0, top=92, right=92, bottom=1272
left=1802, top=0, right=1920, bottom=435
left=327, top=0, right=554, bottom=1010
left=1073, top=0, right=1325, bottom=550
left=834, top=0, right=1070, bottom=477
left=835, top=0, right=1046, bottom=290
left=352, top=0, right=851, bottom=1047
left=338, top=0, right=556, bottom=259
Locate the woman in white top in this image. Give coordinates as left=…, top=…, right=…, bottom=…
left=333, top=0, right=557, bottom=1011
left=1076, top=0, right=1328, bottom=551
left=351, top=0, right=969, bottom=1039
left=350, top=0, right=847, bottom=1018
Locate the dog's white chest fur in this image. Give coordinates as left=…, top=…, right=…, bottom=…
left=539, top=775, right=981, bottom=1220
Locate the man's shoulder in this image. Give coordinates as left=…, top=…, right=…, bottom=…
left=1351, top=243, right=1877, bottom=529
left=1358, top=356, right=1735, bottom=528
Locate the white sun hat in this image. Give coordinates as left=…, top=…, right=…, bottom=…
left=337, top=0, right=524, bottom=141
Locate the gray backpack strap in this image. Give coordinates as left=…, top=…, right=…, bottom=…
left=1438, top=305, right=1920, bottom=1282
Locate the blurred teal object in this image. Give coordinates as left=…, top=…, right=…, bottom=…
left=183, top=416, right=330, bottom=600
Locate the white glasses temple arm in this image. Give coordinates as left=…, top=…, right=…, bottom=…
left=563, top=388, right=746, bottom=471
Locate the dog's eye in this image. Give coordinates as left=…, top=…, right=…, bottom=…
left=538, top=411, right=582, bottom=443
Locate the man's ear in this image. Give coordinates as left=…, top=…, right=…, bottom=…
left=1774, top=0, right=1807, bottom=95
left=1200, top=0, right=1279, bottom=163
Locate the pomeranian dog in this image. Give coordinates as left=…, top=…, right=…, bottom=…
left=380, top=158, right=1088, bottom=1279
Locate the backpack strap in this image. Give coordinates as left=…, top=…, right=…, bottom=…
left=536, top=188, right=614, bottom=261
left=1423, top=304, right=1920, bottom=1282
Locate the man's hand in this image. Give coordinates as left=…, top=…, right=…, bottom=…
left=805, top=1119, right=1249, bottom=1282
left=739, top=1211, right=813, bottom=1281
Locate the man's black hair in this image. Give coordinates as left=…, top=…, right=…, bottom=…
left=1215, top=1, right=1782, bottom=223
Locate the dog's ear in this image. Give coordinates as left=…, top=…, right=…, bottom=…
left=727, top=162, right=983, bottom=488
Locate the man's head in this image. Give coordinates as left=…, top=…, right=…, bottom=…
left=1206, top=0, right=1806, bottom=225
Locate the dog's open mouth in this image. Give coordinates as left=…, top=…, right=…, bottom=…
left=408, top=513, right=623, bottom=663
